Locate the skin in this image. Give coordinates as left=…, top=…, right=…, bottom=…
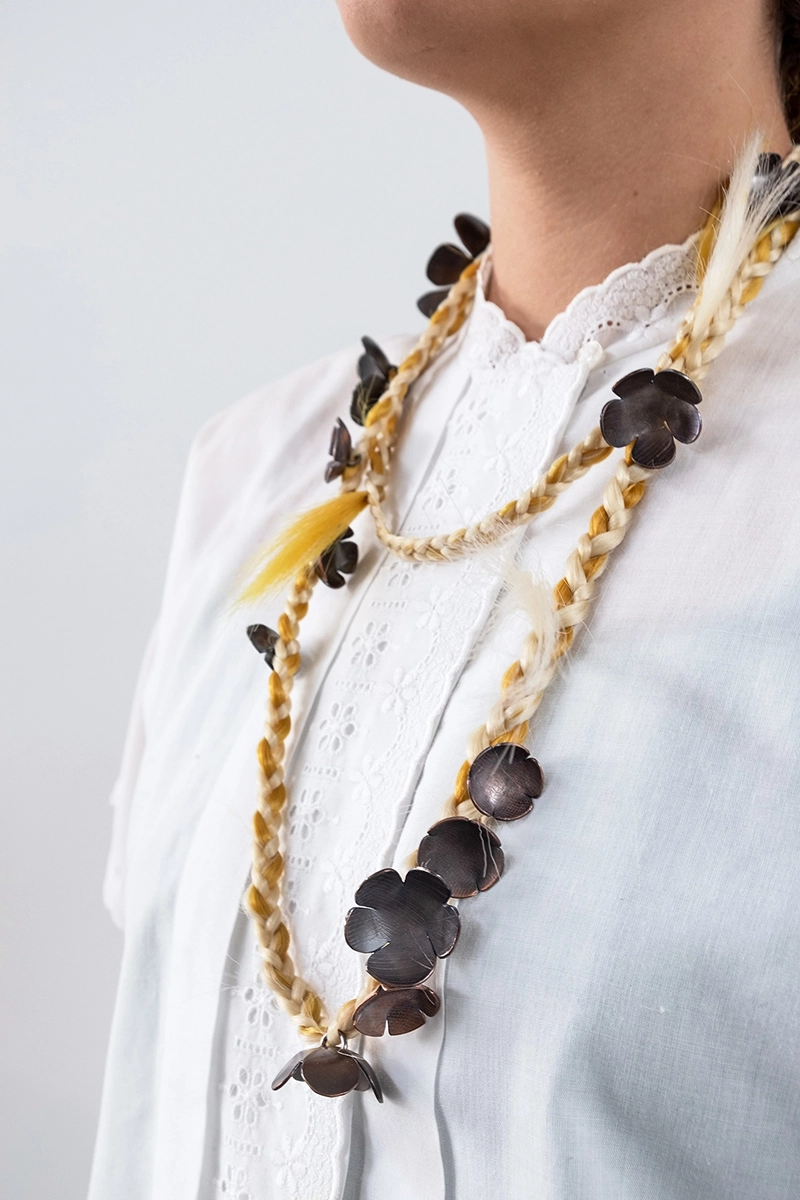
left=337, top=0, right=792, bottom=339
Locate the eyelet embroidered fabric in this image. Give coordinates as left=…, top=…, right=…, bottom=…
left=208, top=245, right=697, bottom=1200
left=468, top=240, right=697, bottom=366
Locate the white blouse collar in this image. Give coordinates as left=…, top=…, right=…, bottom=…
left=462, top=237, right=698, bottom=368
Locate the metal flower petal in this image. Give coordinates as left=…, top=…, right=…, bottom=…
left=341, top=1047, right=383, bottom=1100
left=600, top=367, right=702, bottom=470
left=416, top=288, right=450, bottom=318
left=360, top=335, right=392, bottom=379
left=417, top=212, right=490, bottom=316
left=454, top=212, right=491, bottom=257
left=271, top=1048, right=306, bottom=1090
left=344, top=867, right=460, bottom=988
left=246, top=623, right=279, bottom=669
left=426, top=242, right=472, bottom=285
left=627, top=426, right=676, bottom=469
left=467, top=743, right=544, bottom=821
left=417, top=817, right=504, bottom=897
left=272, top=1044, right=383, bottom=1101
left=750, top=151, right=800, bottom=219
left=351, top=336, right=397, bottom=426
left=315, top=528, right=359, bottom=588
left=324, top=418, right=359, bottom=483
left=353, top=984, right=441, bottom=1037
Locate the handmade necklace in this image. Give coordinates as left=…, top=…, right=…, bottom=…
left=240, top=147, right=800, bottom=1103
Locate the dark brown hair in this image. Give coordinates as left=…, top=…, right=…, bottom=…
left=779, top=0, right=800, bottom=138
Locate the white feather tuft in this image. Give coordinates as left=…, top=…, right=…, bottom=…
left=690, top=135, right=798, bottom=354
left=492, top=550, right=559, bottom=695
left=501, top=558, right=556, bottom=641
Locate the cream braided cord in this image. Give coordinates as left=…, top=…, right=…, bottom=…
left=245, top=207, right=799, bottom=1042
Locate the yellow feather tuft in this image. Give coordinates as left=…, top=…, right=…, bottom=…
left=236, top=491, right=368, bottom=606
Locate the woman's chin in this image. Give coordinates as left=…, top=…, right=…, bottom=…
left=335, top=0, right=469, bottom=85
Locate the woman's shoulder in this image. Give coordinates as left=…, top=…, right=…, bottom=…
left=188, top=333, right=416, bottom=495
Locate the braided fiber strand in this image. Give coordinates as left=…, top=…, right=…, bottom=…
left=659, top=212, right=799, bottom=377
left=236, top=259, right=481, bottom=604
left=370, top=209, right=791, bottom=565
left=245, top=569, right=335, bottom=1040
left=440, top=456, right=648, bottom=824
left=367, top=147, right=800, bottom=566
left=244, top=197, right=799, bottom=1043
left=662, top=144, right=800, bottom=376
left=371, top=425, right=614, bottom=562
left=345, top=258, right=481, bottom=499
left=441, top=205, right=800, bottom=826
left=242, top=261, right=482, bottom=1041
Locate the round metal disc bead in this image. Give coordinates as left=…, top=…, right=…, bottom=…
left=301, top=1047, right=362, bottom=1097
left=467, top=743, right=543, bottom=821
left=271, top=1044, right=383, bottom=1102
left=417, top=817, right=504, bottom=897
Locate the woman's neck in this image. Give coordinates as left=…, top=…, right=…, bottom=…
left=468, top=3, right=791, bottom=340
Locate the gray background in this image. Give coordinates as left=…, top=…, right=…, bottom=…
left=0, top=3, right=487, bottom=1195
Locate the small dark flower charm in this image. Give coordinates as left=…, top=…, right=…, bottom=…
left=417, top=817, right=504, bottom=898
left=315, top=527, right=358, bottom=588
left=344, top=867, right=460, bottom=988
left=417, top=212, right=491, bottom=318
left=324, top=418, right=360, bottom=483
left=351, top=336, right=396, bottom=426
left=750, top=152, right=800, bottom=219
left=272, top=1043, right=382, bottom=1102
left=467, top=743, right=544, bottom=822
left=353, top=984, right=441, bottom=1038
left=599, top=368, right=702, bottom=470
left=246, top=623, right=279, bottom=669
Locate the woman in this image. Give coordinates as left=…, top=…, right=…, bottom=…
left=89, top=2, right=800, bottom=1197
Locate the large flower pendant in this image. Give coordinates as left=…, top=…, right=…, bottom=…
left=272, top=1038, right=383, bottom=1102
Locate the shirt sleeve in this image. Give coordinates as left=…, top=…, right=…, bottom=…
left=99, top=339, right=410, bottom=930
left=102, top=621, right=160, bottom=929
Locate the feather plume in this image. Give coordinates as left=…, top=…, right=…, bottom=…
left=498, top=556, right=559, bottom=703
left=500, top=558, right=557, bottom=662
left=236, top=490, right=368, bottom=606
left=477, top=542, right=559, bottom=686
left=690, top=134, right=798, bottom=352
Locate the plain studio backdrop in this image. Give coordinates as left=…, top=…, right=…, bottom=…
left=0, top=3, right=488, bottom=1195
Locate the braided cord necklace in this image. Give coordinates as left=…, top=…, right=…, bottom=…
left=243, top=148, right=800, bottom=1102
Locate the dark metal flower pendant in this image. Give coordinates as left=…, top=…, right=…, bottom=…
left=417, top=817, right=504, bottom=897
left=324, top=418, right=360, bottom=483
left=246, top=623, right=278, bottom=669
left=751, top=152, right=800, bottom=220
left=272, top=1041, right=383, bottom=1102
left=351, top=336, right=396, bottom=426
left=417, top=212, right=491, bottom=318
left=599, top=368, right=702, bottom=470
left=315, top=528, right=358, bottom=588
left=344, top=867, right=460, bottom=988
left=353, top=984, right=441, bottom=1037
left=467, top=743, right=544, bottom=821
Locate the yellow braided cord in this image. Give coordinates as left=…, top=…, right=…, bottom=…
left=245, top=570, right=334, bottom=1039
left=245, top=207, right=799, bottom=1041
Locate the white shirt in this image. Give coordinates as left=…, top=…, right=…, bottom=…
left=90, top=239, right=800, bottom=1200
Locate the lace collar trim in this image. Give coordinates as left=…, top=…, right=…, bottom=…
left=462, top=237, right=698, bottom=368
